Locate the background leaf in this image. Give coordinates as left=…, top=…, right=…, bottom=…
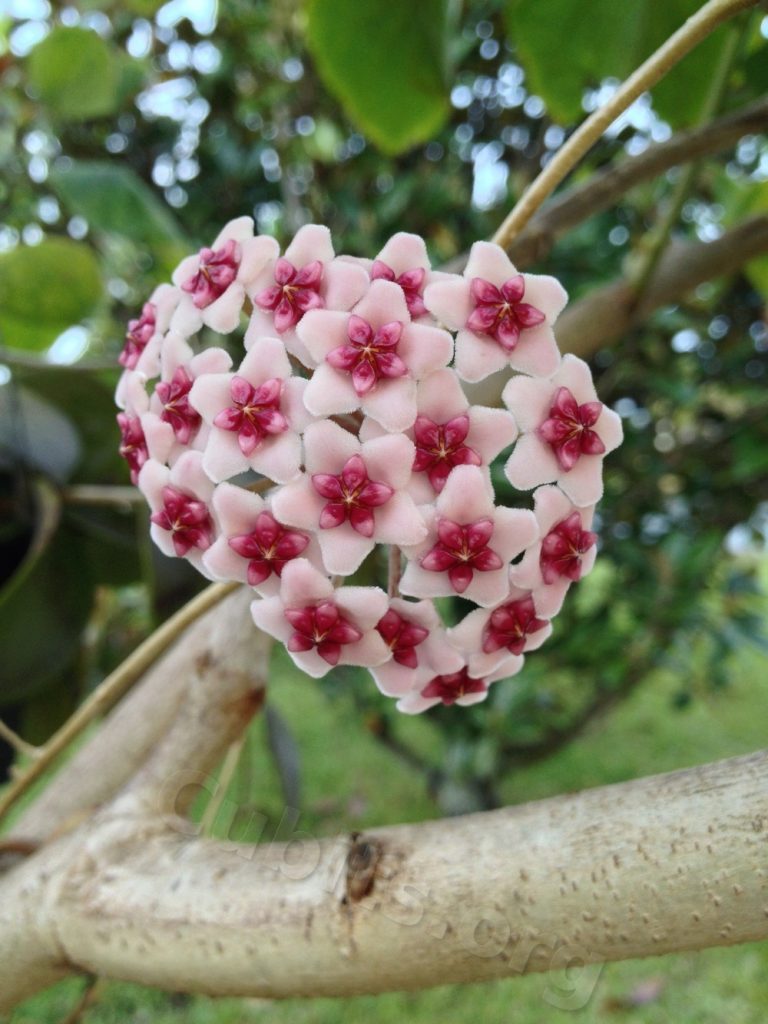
left=0, top=480, right=93, bottom=704
left=0, top=238, right=103, bottom=352
left=27, top=27, right=119, bottom=121
left=305, top=0, right=453, bottom=155
left=505, top=0, right=737, bottom=127
left=51, top=161, right=188, bottom=258
left=0, top=384, right=81, bottom=483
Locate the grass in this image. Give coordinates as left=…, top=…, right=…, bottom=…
left=7, top=634, right=768, bottom=1023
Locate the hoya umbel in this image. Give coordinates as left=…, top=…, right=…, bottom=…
left=117, top=222, right=622, bottom=714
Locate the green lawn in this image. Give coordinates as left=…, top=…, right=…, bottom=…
left=7, top=639, right=768, bottom=1023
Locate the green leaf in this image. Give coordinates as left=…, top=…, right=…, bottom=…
left=50, top=161, right=187, bottom=251
left=0, top=238, right=103, bottom=352
left=27, top=27, right=119, bottom=121
left=506, top=0, right=642, bottom=123
left=505, top=0, right=735, bottom=127
left=305, top=0, right=452, bottom=155
left=745, top=253, right=768, bottom=300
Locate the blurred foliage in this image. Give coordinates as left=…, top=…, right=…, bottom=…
left=0, top=0, right=766, bottom=810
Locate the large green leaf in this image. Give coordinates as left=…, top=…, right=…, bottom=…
left=305, top=0, right=452, bottom=155
left=0, top=238, right=103, bottom=352
left=50, top=162, right=187, bottom=253
left=505, top=0, right=733, bottom=128
left=27, top=27, right=119, bottom=121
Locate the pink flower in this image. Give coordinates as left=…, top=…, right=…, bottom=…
left=510, top=485, right=597, bottom=617
left=503, top=354, right=623, bottom=506
left=202, top=482, right=322, bottom=596
left=370, top=232, right=452, bottom=322
left=118, top=284, right=179, bottom=373
left=271, top=419, right=427, bottom=575
left=117, top=412, right=148, bottom=484
left=449, top=583, right=552, bottom=677
left=395, top=654, right=517, bottom=714
left=115, top=284, right=179, bottom=408
left=371, top=599, right=459, bottom=698
left=400, top=464, right=538, bottom=607
left=138, top=451, right=217, bottom=576
left=361, top=368, right=517, bottom=504
left=171, top=217, right=279, bottom=335
left=298, top=279, right=453, bottom=432
left=143, top=333, right=232, bottom=463
left=248, top=224, right=369, bottom=365
left=188, top=336, right=312, bottom=484
left=423, top=240, right=567, bottom=382
left=116, top=370, right=175, bottom=468
left=251, top=559, right=390, bottom=678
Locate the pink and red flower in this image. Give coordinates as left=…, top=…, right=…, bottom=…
left=503, top=354, right=623, bottom=506
left=252, top=559, right=390, bottom=678
left=423, top=241, right=566, bottom=382
left=271, top=419, right=426, bottom=575
left=400, top=465, right=538, bottom=607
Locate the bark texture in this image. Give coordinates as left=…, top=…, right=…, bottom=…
left=1, top=749, right=767, bottom=1009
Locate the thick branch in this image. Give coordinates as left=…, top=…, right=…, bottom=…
left=108, top=587, right=269, bottom=819
left=8, top=587, right=261, bottom=847
left=2, top=749, right=766, bottom=1010
left=506, top=98, right=768, bottom=268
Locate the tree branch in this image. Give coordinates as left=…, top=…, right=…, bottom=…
left=2, top=748, right=767, bottom=1010
left=503, top=97, right=768, bottom=269
left=0, top=581, right=238, bottom=827
left=112, top=586, right=271, bottom=820
left=5, top=587, right=257, bottom=847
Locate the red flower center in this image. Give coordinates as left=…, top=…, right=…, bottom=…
left=155, top=367, right=201, bottom=445
left=254, top=257, right=324, bottom=332
left=371, top=260, right=427, bottom=318
left=538, top=387, right=606, bottom=472
left=326, top=314, right=408, bottom=397
left=120, top=301, right=156, bottom=369
left=420, top=517, right=503, bottom=594
left=285, top=600, right=362, bottom=665
left=466, top=275, right=545, bottom=352
left=482, top=596, right=548, bottom=656
left=213, top=376, right=288, bottom=457
left=228, top=510, right=309, bottom=586
left=312, top=453, right=394, bottom=538
left=421, top=667, right=487, bottom=706
left=376, top=609, right=429, bottom=668
left=117, top=413, right=148, bottom=484
left=412, top=414, right=481, bottom=493
left=182, top=239, right=240, bottom=309
left=539, top=511, right=597, bottom=584
left=150, top=486, right=213, bottom=557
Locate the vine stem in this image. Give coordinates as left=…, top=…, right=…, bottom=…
left=0, top=720, right=39, bottom=760
left=200, top=732, right=248, bottom=836
left=492, top=0, right=759, bottom=249
left=61, top=485, right=144, bottom=506
left=0, top=580, right=239, bottom=826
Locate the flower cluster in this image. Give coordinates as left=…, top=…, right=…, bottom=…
left=116, top=220, right=622, bottom=714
